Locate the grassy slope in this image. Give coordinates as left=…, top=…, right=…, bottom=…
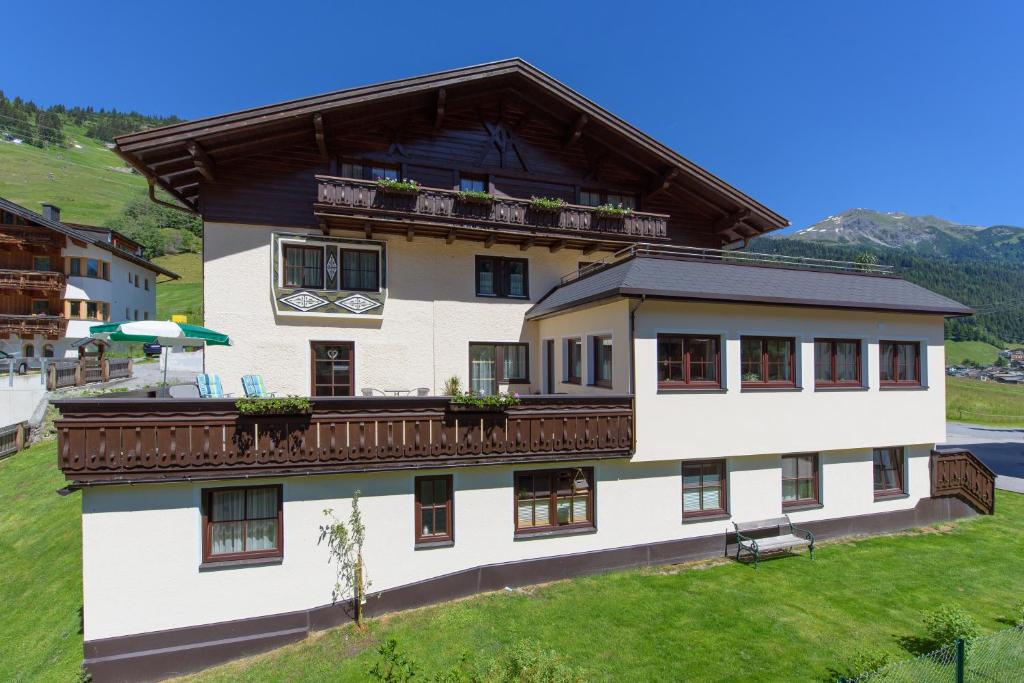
left=947, top=376, right=1024, bottom=426
left=185, top=494, right=1024, bottom=682
left=0, top=442, right=82, bottom=682
left=154, top=252, right=203, bottom=325
left=0, top=124, right=147, bottom=224
left=944, top=340, right=1003, bottom=366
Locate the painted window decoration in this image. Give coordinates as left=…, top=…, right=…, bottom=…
left=815, top=339, right=861, bottom=387
left=682, top=460, right=727, bottom=518
left=880, top=341, right=921, bottom=386
left=591, top=335, right=613, bottom=387
left=311, top=342, right=354, bottom=397
left=515, top=467, right=593, bottom=534
left=740, top=336, right=795, bottom=387
left=475, top=256, right=528, bottom=299
left=657, top=334, right=721, bottom=388
left=781, top=454, right=819, bottom=508
left=415, top=475, right=453, bottom=545
left=873, top=447, right=905, bottom=498
left=469, top=343, right=529, bottom=395
left=203, top=485, right=282, bottom=563
left=275, top=235, right=386, bottom=316
left=565, top=337, right=582, bottom=384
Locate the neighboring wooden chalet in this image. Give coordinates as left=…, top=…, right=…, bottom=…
left=51, top=60, right=993, bottom=682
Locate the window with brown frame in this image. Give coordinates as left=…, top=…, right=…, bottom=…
left=682, top=460, right=727, bottom=518
left=31, top=299, right=49, bottom=315
left=781, top=454, right=819, bottom=508
left=459, top=174, right=487, bottom=193
left=515, top=467, right=593, bottom=534
left=873, top=447, right=905, bottom=498
left=815, top=339, right=862, bottom=387
left=880, top=341, right=921, bottom=386
left=468, top=342, right=529, bottom=395
left=591, top=335, right=613, bottom=387
left=415, top=475, right=453, bottom=545
left=310, top=342, right=354, bottom=396
left=341, top=161, right=399, bottom=181
left=579, top=189, right=636, bottom=209
left=283, top=245, right=324, bottom=289
left=740, top=336, right=796, bottom=387
left=475, top=256, right=528, bottom=299
left=656, top=334, right=721, bottom=388
left=565, top=337, right=582, bottom=384
left=202, top=485, right=283, bottom=564
left=340, top=248, right=379, bottom=291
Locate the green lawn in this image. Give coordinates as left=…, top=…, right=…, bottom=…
left=947, top=376, right=1024, bottom=427
left=5, top=440, right=1023, bottom=683
left=944, top=340, right=1004, bottom=366
left=154, top=252, right=203, bottom=324
left=0, top=441, right=82, bottom=682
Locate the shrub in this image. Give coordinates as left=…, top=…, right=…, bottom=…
left=1015, top=599, right=1024, bottom=629
left=368, top=638, right=417, bottom=683
left=844, top=648, right=893, bottom=677
left=234, top=396, right=312, bottom=415
left=922, top=605, right=980, bottom=648
left=479, top=640, right=586, bottom=682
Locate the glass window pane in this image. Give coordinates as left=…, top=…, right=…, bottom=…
left=469, top=344, right=497, bottom=395
left=572, top=495, right=588, bottom=522
left=797, top=479, right=814, bottom=500
left=433, top=479, right=447, bottom=503
left=580, top=190, right=601, bottom=207
left=741, top=338, right=762, bottom=381
left=421, top=508, right=435, bottom=536
left=502, top=345, right=527, bottom=381
left=688, top=338, right=716, bottom=382
left=477, top=259, right=495, bottom=295
left=556, top=497, right=571, bottom=524
left=782, top=480, right=798, bottom=502
left=87, top=259, right=99, bottom=277
left=517, top=501, right=536, bottom=527
left=212, top=490, right=245, bottom=521
left=837, top=342, right=858, bottom=381
left=880, top=343, right=894, bottom=381
left=247, top=488, right=277, bottom=518
left=797, top=456, right=813, bottom=478
left=782, top=456, right=797, bottom=478
left=434, top=506, right=447, bottom=534
left=766, top=339, right=792, bottom=382
left=702, top=488, right=720, bottom=509
left=815, top=342, right=832, bottom=382
left=507, top=261, right=525, bottom=297
left=683, top=490, right=701, bottom=511
left=246, top=519, right=278, bottom=551
left=211, top=521, right=244, bottom=555
left=419, top=479, right=434, bottom=505
left=702, top=467, right=720, bottom=486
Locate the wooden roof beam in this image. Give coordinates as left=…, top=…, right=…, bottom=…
left=713, top=208, right=752, bottom=235
left=549, top=240, right=566, bottom=253
left=433, top=88, right=447, bottom=131
left=520, top=237, right=534, bottom=252
left=647, top=167, right=679, bottom=197
left=187, top=141, right=216, bottom=182
left=562, top=112, right=588, bottom=148
left=313, top=113, right=329, bottom=161
left=484, top=234, right=497, bottom=248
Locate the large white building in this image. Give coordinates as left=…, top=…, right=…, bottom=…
left=0, top=198, right=177, bottom=362
left=53, top=61, right=993, bottom=682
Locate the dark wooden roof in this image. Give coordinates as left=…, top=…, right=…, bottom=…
left=526, top=254, right=973, bottom=319
left=114, top=59, right=788, bottom=240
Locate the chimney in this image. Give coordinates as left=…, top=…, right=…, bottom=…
left=41, top=203, right=61, bottom=223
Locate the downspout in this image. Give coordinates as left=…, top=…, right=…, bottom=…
left=148, top=178, right=198, bottom=215
left=628, top=295, right=645, bottom=458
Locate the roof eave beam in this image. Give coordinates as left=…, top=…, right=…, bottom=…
left=187, top=141, right=216, bottom=182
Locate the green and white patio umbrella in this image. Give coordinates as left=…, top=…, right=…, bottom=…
left=90, top=320, right=231, bottom=387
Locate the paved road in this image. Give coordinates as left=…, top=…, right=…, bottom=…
left=941, top=422, right=1024, bottom=493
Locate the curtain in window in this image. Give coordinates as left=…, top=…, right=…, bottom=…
left=688, top=338, right=716, bottom=382
left=477, top=259, right=495, bottom=296
left=470, top=345, right=497, bottom=395
left=502, top=344, right=527, bottom=382
left=837, top=342, right=858, bottom=381
left=246, top=488, right=278, bottom=551
left=507, top=260, right=525, bottom=298
left=211, top=490, right=245, bottom=555
left=342, top=251, right=377, bottom=290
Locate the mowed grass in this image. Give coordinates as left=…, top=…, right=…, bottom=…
left=154, top=252, right=203, bottom=324
left=944, top=339, right=1004, bottom=366
left=3, top=439, right=1024, bottom=681
left=184, top=493, right=1024, bottom=682
left=0, top=441, right=82, bottom=682
left=947, top=376, right=1024, bottom=427
left=0, top=125, right=147, bottom=224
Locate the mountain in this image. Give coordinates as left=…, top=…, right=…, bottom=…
left=755, top=209, right=1024, bottom=345
left=786, top=209, right=1024, bottom=262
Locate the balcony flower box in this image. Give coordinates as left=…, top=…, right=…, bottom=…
left=235, top=396, right=312, bottom=416
left=528, top=196, right=566, bottom=213
left=456, top=190, right=496, bottom=205
left=593, top=204, right=633, bottom=219
left=375, top=178, right=421, bottom=196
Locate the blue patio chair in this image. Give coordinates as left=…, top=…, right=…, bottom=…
left=241, top=374, right=275, bottom=398
left=197, top=374, right=231, bottom=398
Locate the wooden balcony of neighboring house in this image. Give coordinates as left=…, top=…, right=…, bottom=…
left=0, top=313, right=67, bottom=339
left=0, top=227, right=60, bottom=250
left=54, top=395, right=635, bottom=486
left=0, top=269, right=65, bottom=293
left=314, top=176, right=670, bottom=248
left=930, top=448, right=996, bottom=515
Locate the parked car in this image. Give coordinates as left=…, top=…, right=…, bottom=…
left=0, top=349, right=44, bottom=374
left=143, top=342, right=162, bottom=357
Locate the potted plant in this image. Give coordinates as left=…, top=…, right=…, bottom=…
left=456, top=189, right=495, bottom=205
left=593, top=203, right=633, bottom=219
left=529, top=196, right=566, bottom=213
left=448, top=390, right=521, bottom=412
left=375, top=177, right=420, bottom=195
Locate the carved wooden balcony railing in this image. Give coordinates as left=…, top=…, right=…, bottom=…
left=0, top=269, right=64, bottom=292
left=0, top=228, right=60, bottom=248
left=0, top=314, right=66, bottom=339
left=930, top=449, right=996, bottom=515
left=55, top=395, right=635, bottom=485
left=315, top=176, right=669, bottom=240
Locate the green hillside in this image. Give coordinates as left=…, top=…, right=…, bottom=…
left=945, top=340, right=1003, bottom=366
left=153, top=252, right=203, bottom=324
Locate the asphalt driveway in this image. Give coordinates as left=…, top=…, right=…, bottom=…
left=941, top=422, right=1024, bottom=492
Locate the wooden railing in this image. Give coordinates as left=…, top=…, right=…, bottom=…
left=0, top=269, right=64, bottom=292
left=0, top=314, right=65, bottom=339
left=315, top=176, right=669, bottom=240
left=47, top=360, right=79, bottom=390
left=106, top=357, right=132, bottom=381
left=0, top=422, right=26, bottom=460
left=931, top=449, right=996, bottom=515
left=46, top=358, right=134, bottom=390
left=0, top=228, right=59, bottom=248
left=55, top=395, right=635, bottom=484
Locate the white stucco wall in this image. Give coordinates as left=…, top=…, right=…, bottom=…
left=203, top=222, right=608, bottom=396
left=81, top=446, right=932, bottom=640
left=535, top=299, right=632, bottom=394
left=632, top=301, right=946, bottom=460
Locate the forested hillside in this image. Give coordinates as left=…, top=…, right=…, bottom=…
left=752, top=237, right=1024, bottom=344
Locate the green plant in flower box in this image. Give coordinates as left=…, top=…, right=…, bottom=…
left=529, top=196, right=566, bottom=212
left=593, top=203, right=633, bottom=218
left=376, top=177, right=420, bottom=194
left=235, top=396, right=312, bottom=415
left=457, top=189, right=495, bottom=203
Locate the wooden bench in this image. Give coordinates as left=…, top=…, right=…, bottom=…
left=732, top=515, right=814, bottom=568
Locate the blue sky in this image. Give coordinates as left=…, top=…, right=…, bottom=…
left=6, top=1, right=1023, bottom=230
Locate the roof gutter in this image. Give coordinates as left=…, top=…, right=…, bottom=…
left=628, top=295, right=645, bottom=395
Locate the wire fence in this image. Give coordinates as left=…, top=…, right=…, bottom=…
left=842, top=627, right=1024, bottom=682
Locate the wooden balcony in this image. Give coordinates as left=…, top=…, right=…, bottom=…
left=0, top=269, right=64, bottom=292
left=930, top=449, right=995, bottom=515
left=0, top=227, right=60, bottom=249
left=55, top=395, right=635, bottom=485
left=315, top=176, right=669, bottom=244
left=0, top=314, right=66, bottom=339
